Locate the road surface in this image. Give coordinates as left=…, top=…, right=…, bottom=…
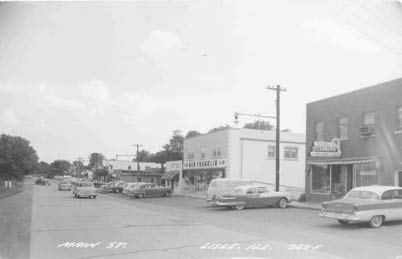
left=29, top=182, right=402, bottom=259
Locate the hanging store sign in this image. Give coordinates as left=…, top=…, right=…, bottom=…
left=183, top=159, right=226, bottom=169
left=310, top=138, right=341, bottom=157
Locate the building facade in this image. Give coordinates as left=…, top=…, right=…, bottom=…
left=182, top=128, right=306, bottom=196
left=104, top=160, right=163, bottom=184
left=306, top=78, right=402, bottom=202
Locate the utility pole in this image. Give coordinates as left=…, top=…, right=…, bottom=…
left=76, top=157, right=84, bottom=179
left=132, top=144, right=143, bottom=174
left=267, top=85, right=286, bottom=191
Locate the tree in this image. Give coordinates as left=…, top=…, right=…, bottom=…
left=185, top=130, right=201, bottom=138
left=243, top=120, right=274, bottom=131
left=0, top=134, right=39, bottom=180
left=48, top=160, right=70, bottom=178
left=88, top=153, right=104, bottom=169
left=134, top=150, right=152, bottom=162
left=208, top=124, right=230, bottom=133
left=36, top=161, right=51, bottom=176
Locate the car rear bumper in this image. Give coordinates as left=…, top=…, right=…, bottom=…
left=319, top=211, right=361, bottom=221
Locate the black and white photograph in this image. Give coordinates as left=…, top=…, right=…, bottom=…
left=0, top=0, right=402, bottom=258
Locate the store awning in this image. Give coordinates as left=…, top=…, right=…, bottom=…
left=307, top=156, right=381, bottom=165
left=161, top=171, right=179, bottom=181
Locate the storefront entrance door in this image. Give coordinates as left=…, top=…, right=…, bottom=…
left=398, top=171, right=402, bottom=187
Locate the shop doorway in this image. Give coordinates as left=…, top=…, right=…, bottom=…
left=397, top=171, right=402, bottom=187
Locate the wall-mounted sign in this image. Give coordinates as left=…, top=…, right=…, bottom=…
left=310, top=138, right=341, bottom=157
left=183, top=159, right=226, bottom=169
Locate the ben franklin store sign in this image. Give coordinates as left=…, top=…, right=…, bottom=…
left=310, top=138, right=341, bottom=157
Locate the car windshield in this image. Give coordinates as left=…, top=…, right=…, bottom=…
left=344, top=190, right=379, bottom=200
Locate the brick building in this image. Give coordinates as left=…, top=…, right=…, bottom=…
left=306, top=78, right=402, bottom=202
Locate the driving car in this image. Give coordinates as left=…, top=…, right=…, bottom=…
left=126, top=183, right=172, bottom=198
left=73, top=181, right=97, bottom=199
left=211, top=184, right=294, bottom=210
left=319, top=185, right=402, bottom=228
left=58, top=180, right=72, bottom=191
left=93, top=181, right=107, bottom=188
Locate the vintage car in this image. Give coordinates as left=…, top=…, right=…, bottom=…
left=111, top=181, right=126, bottom=193
left=319, top=185, right=402, bottom=228
left=206, top=178, right=255, bottom=202
left=126, top=183, right=172, bottom=198
left=122, top=182, right=144, bottom=195
left=211, top=184, right=294, bottom=210
left=73, top=181, right=97, bottom=199
left=58, top=180, right=72, bottom=191
left=35, top=178, right=50, bottom=186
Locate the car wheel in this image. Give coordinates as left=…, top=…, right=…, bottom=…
left=74, top=194, right=77, bottom=198
left=77, top=195, right=80, bottom=199
left=368, top=215, right=384, bottom=228
left=234, top=204, right=245, bottom=210
left=164, top=192, right=171, bottom=197
left=93, top=196, right=97, bottom=199
left=138, top=193, right=144, bottom=199
left=278, top=198, right=287, bottom=208
left=337, top=220, right=349, bottom=225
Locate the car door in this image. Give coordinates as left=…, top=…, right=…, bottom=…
left=244, top=187, right=260, bottom=207
left=256, top=187, right=277, bottom=206
left=390, top=189, right=402, bottom=221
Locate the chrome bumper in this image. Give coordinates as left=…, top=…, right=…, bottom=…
left=319, top=211, right=360, bottom=221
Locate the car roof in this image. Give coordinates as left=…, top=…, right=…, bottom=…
left=351, top=185, right=402, bottom=196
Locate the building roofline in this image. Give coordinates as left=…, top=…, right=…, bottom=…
left=307, top=77, right=402, bottom=106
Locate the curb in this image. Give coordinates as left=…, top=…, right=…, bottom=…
left=173, top=194, right=206, bottom=200
left=288, top=203, right=321, bottom=211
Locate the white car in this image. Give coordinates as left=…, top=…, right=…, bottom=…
left=73, top=182, right=97, bottom=199
left=319, top=185, right=402, bottom=228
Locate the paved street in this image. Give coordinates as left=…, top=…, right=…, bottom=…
left=30, top=181, right=402, bottom=259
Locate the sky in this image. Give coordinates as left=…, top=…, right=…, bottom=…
left=0, top=0, right=402, bottom=163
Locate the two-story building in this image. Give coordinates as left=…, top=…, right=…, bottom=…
left=306, top=78, right=402, bottom=202
left=182, top=128, right=306, bottom=196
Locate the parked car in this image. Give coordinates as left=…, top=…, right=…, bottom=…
left=58, top=181, right=72, bottom=191
left=127, top=183, right=172, bottom=198
left=206, top=178, right=255, bottom=202
left=35, top=178, right=50, bottom=186
left=93, top=181, right=107, bottom=188
left=319, top=185, right=402, bottom=228
left=97, top=182, right=114, bottom=193
left=111, top=181, right=126, bottom=193
left=211, top=184, right=294, bottom=210
left=122, top=182, right=143, bottom=195
left=73, top=182, right=97, bottom=199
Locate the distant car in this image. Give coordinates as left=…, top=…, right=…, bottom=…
left=319, top=186, right=402, bottom=228
left=211, top=185, right=294, bottom=210
left=127, top=183, right=172, bottom=198
left=58, top=181, right=72, bottom=191
left=73, top=182, right=97, bottom=199
left=97, top=182, right=114, bottom=193
left=93, top=181, right=107, bottom=188
left=122, top=182, right=144, bottom=195
left=35, top=178, right=50, bottom=186
left=111, top=181, right=126, bottom=193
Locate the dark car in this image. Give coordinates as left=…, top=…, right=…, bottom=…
left=127, top=183, right=172, bottom=198
left=35, top=178, right=50, bottom=186
left=111, top=181, right=126, bottom=193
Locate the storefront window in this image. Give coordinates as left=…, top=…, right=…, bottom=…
left=311, top=164, right=330, bottom=193
left=355, top=162, right=378, bottom=187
